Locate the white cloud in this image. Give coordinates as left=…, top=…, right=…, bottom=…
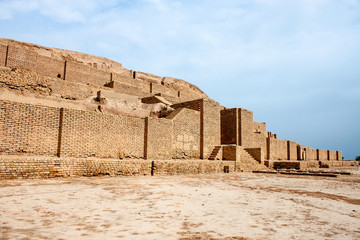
left=0, top=0, right=118, bottom=23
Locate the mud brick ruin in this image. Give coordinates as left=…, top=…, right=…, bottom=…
left=0, top=38, right=356, bottom=179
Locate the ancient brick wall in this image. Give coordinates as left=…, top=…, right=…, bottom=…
left=239, top=108, right=254, bottom=147
left=7, top=45, right=38, bottom=70
left=202, top=99, right=221, bottom=159
left=0, top=157, right=240, bottom=179
left=220, top=108, right=237, bottom=144
left=135, top=71, right=162, bottom=83
left=4, top=45, right=64, bottom=79
left=0, top=44, right=7, bottom=66
left=287, top=141, right=298, bottom=160
left=329, top=150, right=337, bottom=160
left=171, top=99, right=202, bottom=111
left=113, top=82, right=145, bottom=97
left=65, top=61, right=90, bottom=85
left=0, top=100, right=60, bottom=156
left=318, top=149, right=328, bottom=160
left=35, top=54, right=64, bottom=79
left=89, top=67, right=111, bottom=87
left=320, top=160, right=358, bottom=168
left=60, top=108, right=145, bottom=158
left=145, top=117, right=172, bottom=159
left=0, top=157, right=151, bottom=179
left=152, top=82, right=178, bottom=97
left=170, top=108, right=200, bottom=159
left=268, top=138, right=288, bottom=160
left=112, top=72, right=142, bottom=88
left=252, top=121, right=267, bottom=159
left=222, top=145, right=237, bottom=160
left=337, top=151, right=342, bottom=160
left=152, top=160, right=235, bottom=175
left=306, top=147, right=317, bottom=160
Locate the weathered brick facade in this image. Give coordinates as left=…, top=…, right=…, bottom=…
left=0, top=44, right=7, bottom=66
left=0, top=40, right=347, bottom=179
left=169, top=108, right=200, bottom=159
left=0, top=100, right=60, bottom=156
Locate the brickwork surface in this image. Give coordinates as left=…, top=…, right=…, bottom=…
left=268, top=139, right=288, bottom=160
left=239, top=108, right=253, bottom=147
left=220, top=109, right=237, bottom=144
left=288, top=141, right=298, bottom=160
left=306, top=147, right=317, bottom=161
left=329, top=150, right=337, bottom=160
left=337, top=151, right=342, bottom=161
left=146, top=118, right=172, bottom=159
left=112, top=72, right=142, bottom=88
left=36, top=54, right=64, bottom=79
left=170, top=108, right=200, bottom=159
left=202, top=99, right=221, bottom=159
left=65, top=61, right=90, bottom=85
left=252, top=121, right=267, bottom=159
left=89, top=67, right=111, bottom=87
left=0, top=44, right=7, bottom=66
left=0, top=156, right=244, bottom=179
left=61, top=108, right=145, bottom=159
left=320, top=160, right=358, bottom=168
left=318, top=149, right=328, bottom=160
left=236, top=148, right=269, bottom=171
left=0, top=41, right=344, bottom=175
left=271, top=160, right=319, bottom=170
left=152, top=160, right=235, bottom=175
left=0, top=157, right=151, bottom=179
left=0, top=100, right=60, bottom=156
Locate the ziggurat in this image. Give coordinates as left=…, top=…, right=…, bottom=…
left=0, top=38, right=353, bottom=179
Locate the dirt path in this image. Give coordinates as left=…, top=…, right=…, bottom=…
left=1, top=172, right=359, bottom=240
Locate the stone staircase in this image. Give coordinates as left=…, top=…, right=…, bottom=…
left=237, top=148, right=270, bottom=171
left=208, top=146, right=222, bottom=160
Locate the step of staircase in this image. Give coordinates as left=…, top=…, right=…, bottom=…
left=208, top=146, right=222, bottom=160
left=237, top=148, right=269, bottom=171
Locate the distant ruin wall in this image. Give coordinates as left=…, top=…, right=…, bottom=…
left=0, top=157, right=152, bottom=179
left=0, top=100, right=60, bottom=157
left=65, top=61, right=91, bottom=84
left=152, top=82, right=178, bottom=98
left=6, top=45, right=64, bottom=79
left=271, top=160, right=320, bottom=170
left=337, top=151, right=342, bottom=161
left=112, top=72, right=142, bottom=88
left=288, top=141, right=298, bottom=160
left=318, top=149, right=328, bottom=161
left=0, top=44, right=7, bottom=66
left=153, top=160, right=235, bottom=175
left=171, top=109, right=200, bottom=159
left=306, top=147, right=317, bottom=161
left=268, top=138, right=288, bottom=160
left=0, top=157, right=238, bottom=179
left=328, top=150, right=337, bottom=161
left=0, top=44, right=194, bottom=102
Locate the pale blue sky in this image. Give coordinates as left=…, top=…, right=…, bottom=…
left=1, top=0, right=359, bottom=159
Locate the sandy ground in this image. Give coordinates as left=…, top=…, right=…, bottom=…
left=1, top=170, right=359, bottom=240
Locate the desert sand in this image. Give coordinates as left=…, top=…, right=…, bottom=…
left=1, top=170, right=359, bottom=240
